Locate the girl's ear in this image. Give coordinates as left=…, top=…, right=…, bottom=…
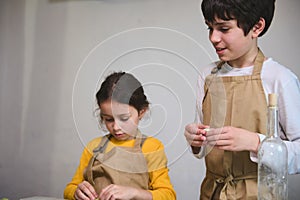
left=252, top=17, right=265, bottom=38
left=138, top=108, right=147, bottom=120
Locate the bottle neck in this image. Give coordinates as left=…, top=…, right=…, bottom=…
left=267, top=106, right=279, bottom=138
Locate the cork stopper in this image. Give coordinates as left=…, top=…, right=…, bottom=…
left=268, top=93, right=277, bottom=107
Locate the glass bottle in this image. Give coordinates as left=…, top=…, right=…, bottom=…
left=258, top=93, right=288, bottom=200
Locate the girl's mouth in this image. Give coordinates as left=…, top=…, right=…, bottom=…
left=114, top=132, right=127, bottom=138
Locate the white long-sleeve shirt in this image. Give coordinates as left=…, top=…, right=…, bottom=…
left=195, top=58, right=300, bottom=174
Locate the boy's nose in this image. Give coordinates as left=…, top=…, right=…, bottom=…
left=209, top=30, right=221, bottom=44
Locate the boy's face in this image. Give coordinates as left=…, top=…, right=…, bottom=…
left=206, top=17, right=256, bottom=66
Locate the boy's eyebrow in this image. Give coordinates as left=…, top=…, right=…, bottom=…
left=215, top=22, right=232, bottom=26
left=205, top=20, right=232, bottom=26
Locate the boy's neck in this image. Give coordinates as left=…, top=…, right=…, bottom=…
left=228, top=47, right=259, bottom=68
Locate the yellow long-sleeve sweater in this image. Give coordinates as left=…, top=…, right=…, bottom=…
left=64, top=135, right=176, bottom=200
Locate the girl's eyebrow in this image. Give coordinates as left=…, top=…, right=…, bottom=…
left=119, top=113, right=131, bottom=117
left=100, top=113, right=112, bottom=117
left=100, top=113, right=131, bottom=117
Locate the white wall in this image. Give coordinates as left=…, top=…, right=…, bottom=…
left=0, top=0, right=299, bottom=199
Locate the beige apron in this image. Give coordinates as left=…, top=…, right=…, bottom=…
left=84, top=132, right=149, bottom=194
left=201, top=50, right=267, bottom=200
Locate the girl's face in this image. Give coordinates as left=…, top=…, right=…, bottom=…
left=100, top=100, right=145, bottom=141
left=206, top=17, right=258, bottom=67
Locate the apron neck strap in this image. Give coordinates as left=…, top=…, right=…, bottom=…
left=93, top=134, right=112, bottom=153
left=133, top=130, right=144, bottom=148
left=211, top=48, right=265, bottom=75
left=252, top=48, right=265, bottom=76
left=93, top=130, right=147, bottom=154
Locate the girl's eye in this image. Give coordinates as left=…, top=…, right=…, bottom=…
left=104, top=118, right=114, bottom=122
left=120, top=117, right=130, bottom=122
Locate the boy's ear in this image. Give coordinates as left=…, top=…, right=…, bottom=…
left=252, top=17, right=265, bottom=38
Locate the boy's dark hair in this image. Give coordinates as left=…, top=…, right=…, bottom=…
left=96, top=72, right=149, bottom=112
left=201, top=0, right=276, bottom=37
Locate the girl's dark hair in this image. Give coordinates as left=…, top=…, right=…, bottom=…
left=201, top=0, right=276, bottom=37
left=96, top=72, right=149, bottom=112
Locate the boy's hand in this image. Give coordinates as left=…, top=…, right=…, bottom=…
left=184, top=123, right=210, bottom=148
left=205, top=126, right=260, bottom=152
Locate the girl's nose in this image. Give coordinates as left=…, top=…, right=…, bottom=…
left=112, top=120, right=121, bottom=131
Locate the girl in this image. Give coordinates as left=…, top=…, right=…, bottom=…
left=64, top=72, right=176, bottom=200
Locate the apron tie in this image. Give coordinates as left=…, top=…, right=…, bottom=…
left=207, top=171, right=257, bottom=200
left=214, top=174, right=235, bottom=200
left=216, top=174, right=234, bottom=184
left=220, top=174, right=235, bottom=200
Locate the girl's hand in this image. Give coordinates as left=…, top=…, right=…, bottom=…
left=205, top=126, right=260, bottom=152
left=99, top=184, right=152, bottom=200
left=74, top=181, right=98, bottom=200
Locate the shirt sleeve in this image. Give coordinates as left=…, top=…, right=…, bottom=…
left=278, top=74, right=300, bottom=174
left=192, top=68, right=211, bottom=159
left=250, top=133, right=266, bottom=163
left=195, top=70, right=207, bottom=124
left=251, top=75, right=300, bottom=174
left=143, top=138, right=176, bottom=200
left=257, top=63, right=300, bottom=174
left=63, top=143, right=94, bottom=199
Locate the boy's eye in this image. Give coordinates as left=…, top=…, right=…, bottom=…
left=219, top=27, right=230, bottom=32
left=207, top=26, right=213, bottom=31
left=206, top=26, right=229, bottom=33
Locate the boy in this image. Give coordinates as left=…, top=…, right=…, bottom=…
left=184, top=0, right=300, bottom=199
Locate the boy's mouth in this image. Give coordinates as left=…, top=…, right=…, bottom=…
left=215, top=47, right=226, bottom=51
left=215, top=47, right=226, bottom=54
